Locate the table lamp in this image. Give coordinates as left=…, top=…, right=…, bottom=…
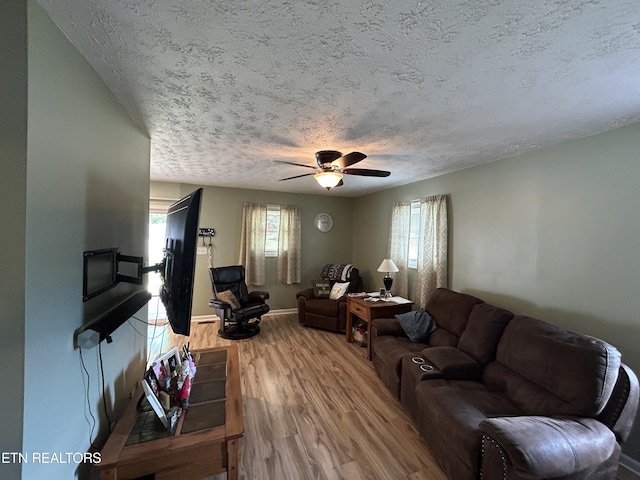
left=377, top=259, right=399, bottom=294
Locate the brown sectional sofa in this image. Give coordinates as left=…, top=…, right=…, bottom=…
left=371, top=288, right=639, bottom=480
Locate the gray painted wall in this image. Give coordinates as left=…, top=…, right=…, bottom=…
left=0, top=2, right=151, bottom=479
left=150, top=182, right=355, bottom=315
left=353, top=123, right=640, bottom=459
left=0, top=2, right=28, bottom=478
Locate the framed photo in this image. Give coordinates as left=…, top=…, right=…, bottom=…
left=142, top=347, right=183, bottom=428
left=154, top=347, right=182, bottom=372
left=142, top=377, right=168, bottom=428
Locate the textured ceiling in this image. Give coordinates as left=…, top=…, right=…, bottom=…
left=39, top=0, right=640, bottom=196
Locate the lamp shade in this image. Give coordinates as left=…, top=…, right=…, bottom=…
left=314, top=171, right=343, bottom=189
left=377, top=258, right=399, bottom=273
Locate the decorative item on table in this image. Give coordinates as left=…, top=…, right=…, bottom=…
left=352, top=324, right=367, bottom=347
left=178, top=343, right=196, bottom=409
left=142, top=347, right=181, bottom=431
left=142, top=345, right=197, bottom=430
left=348, top=292, right=368, bottom=298
left=377, top=258, right=399, bottom=298
left=182, top=343, right=197, bottom=377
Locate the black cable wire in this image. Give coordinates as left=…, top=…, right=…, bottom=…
left=97, top=342, right=112, bottom=433
left=78, top=348, right=98, bottom=451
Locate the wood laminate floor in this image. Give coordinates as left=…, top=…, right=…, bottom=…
left=163, top=313, right=449, bottom=480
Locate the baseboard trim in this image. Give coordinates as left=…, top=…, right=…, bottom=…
left=619, top=453, right=640, bottom=480
left=265, top=308, right=297, bottom=316
left=192, top=314, right=218, bottom=323
left=191, top=308, right=297, bottom=324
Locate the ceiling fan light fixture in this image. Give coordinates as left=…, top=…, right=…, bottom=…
left=314, top=171, right=343, bottom=189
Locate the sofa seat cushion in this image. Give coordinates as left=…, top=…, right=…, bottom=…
left=374, top=335, right=429, bottom=374
left=303, top=297, right=340, bottom=316
left=371, top=335, right=428, bottom=398
left=415, top=380, right=522, bottom=477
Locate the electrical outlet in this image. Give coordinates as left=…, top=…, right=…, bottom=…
left=197, top=246, right=207, bottom=255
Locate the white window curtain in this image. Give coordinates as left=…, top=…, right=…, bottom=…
left=277, top=205, right=301, bottom=284
left=239, top=203, right=267, bottom=285
left=388, top=201, right=411, bottom=298
left=413, top=194, right=448, bottom=306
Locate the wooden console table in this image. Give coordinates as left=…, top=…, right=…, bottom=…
left=97, top=345, right=243, bottom=480
left=346, top=296, right=413, bottom=360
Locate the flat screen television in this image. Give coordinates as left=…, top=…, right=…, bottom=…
left=159, top=188, right=203, bottom=336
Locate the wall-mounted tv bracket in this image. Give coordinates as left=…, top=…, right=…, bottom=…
left=83, top=248, right=163, bottom=302
left=79, top=248, right=163, bottom=348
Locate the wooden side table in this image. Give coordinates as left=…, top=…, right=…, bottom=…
left=346, top=296, right=413, bottom=360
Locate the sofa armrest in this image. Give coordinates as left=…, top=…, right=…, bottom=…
left=371, top=318, right=407, bottom=337
left=296, top=288, right=315, bottom=300
left=599, top=363, right=639, bottom=442
left=420, top=346, right=481, bottom=380
left=480, top=416, right=616, bottom=479
left=209, top=299, right=231, bottom=309
left=209, top=299, right=232, bottom=319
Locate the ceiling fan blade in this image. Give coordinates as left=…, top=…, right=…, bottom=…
left=342, top=168, right=390, bottom=177
left=274, top=160, right=317, bottom=170
left=315, top=150, right=343, bottom=167
left=279, top=172, right=316, bottom=181
left=331, top=151, right=366, bottom=169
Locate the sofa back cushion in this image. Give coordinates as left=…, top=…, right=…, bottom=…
left=484, top=316, right=621, bottom=417
left=425, top=288, right=484, bottom=347
left=458, top=303, right=513, bottom=366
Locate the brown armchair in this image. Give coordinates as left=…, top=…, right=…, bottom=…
left=296, top=264, right=363, bottom=332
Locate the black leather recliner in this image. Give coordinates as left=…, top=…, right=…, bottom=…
left=209, top=265, right=270, bottom=339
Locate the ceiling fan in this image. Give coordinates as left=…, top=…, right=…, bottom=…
left=276, top=150, right=390, bottom=190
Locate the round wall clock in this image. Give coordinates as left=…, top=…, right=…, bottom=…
left=314, top=213, right=333, bottom=232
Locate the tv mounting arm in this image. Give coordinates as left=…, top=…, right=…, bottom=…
left=116, top=253, right=164, bottom=287
left=82, top=248, right=165, bottom=302
left=76, top=248, right=165, bottom=349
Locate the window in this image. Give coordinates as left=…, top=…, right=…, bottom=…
left=265, top=204, right=281, bottom=257
left=148, top=212, right=167, bottom=320
left=240, top=203, right=301, bottom=285
left=388, top=195, right=449, bottom=304
left=408, top=200, right=420, bottom=269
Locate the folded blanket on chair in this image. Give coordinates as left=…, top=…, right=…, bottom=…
left=320, top=264, right=353, bottom=282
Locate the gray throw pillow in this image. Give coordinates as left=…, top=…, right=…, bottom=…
left=395, top=308, right=437, bottom=343
left=216, top=289, right=241, bottom=309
